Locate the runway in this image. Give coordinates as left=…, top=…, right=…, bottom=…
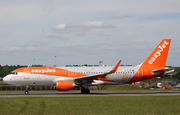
left=1, top=91, right=180, bottom=97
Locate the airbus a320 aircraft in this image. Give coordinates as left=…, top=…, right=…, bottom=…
left=3, top=39, right=174, bottom=94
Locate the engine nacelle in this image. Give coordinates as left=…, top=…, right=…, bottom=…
left=54, top=81, right=75, bottom=91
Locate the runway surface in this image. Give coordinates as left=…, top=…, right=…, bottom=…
left=1, top=91, right=180, bottom=97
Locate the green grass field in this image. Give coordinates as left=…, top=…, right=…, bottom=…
left=0, top=82, right=9, bottom=85
left=100, top=84, right=144, bottom=90
left=0, top=83, right=10, bottom=86
left=0, top=96, right=180, bottom=115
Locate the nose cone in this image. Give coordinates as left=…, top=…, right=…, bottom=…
left=3, top=76, right=9, bottom=84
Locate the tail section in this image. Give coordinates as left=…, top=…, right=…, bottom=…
left=142, top=39, right=171, bottom=67
left=128, top=39, right=171, bottom=83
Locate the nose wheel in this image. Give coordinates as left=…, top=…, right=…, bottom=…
left=25, top=85, right=29, bottom=95
left=25, top=90, right=29, bottom=95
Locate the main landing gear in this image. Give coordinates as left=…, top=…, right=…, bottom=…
left=25, top=85, right=29, bottom=95
left=81, top=88, right=90, bottom=94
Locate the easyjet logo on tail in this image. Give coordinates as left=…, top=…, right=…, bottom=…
left=148, top=41, right=169, bottom=64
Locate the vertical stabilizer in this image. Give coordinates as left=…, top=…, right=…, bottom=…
left=142, top=39, right=171, bottom=67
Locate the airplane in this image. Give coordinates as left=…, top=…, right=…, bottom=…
left=3, top=39, right=174, bottom=94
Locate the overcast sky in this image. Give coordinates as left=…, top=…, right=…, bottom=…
left=0, top=0, right=180, bottom=66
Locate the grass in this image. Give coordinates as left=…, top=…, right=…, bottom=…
left=0, top=96, right=180, bottom=115
left=0, top=83, right=9, bottom=85
left=100, top=84, right=144, bottom=90
left=0, top=81, right=9, bottom=85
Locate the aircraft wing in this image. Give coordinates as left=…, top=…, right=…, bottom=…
left=74, top=60, right=121, bottom=80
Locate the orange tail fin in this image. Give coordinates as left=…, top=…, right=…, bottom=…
left=142, top=39, right=171, bottom=67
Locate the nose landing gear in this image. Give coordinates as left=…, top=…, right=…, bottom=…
left=25, top=85, right=29, bottom=95
left=25, top=90, right=29, bottom=95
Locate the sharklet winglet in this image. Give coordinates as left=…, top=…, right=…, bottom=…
left=112, top=60, right=121, bottom=72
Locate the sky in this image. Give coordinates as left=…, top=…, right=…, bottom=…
left=0, top=0, right=180, bottom=66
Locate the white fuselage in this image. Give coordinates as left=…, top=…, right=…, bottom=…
left=3, top=66, right=140, bottom=86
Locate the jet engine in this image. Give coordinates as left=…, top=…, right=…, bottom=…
left=54, top=81, right=76, bottom=91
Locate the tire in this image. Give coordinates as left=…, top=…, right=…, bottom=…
left=84, top=89, right=90, bottom=94
left=81, top=89, right=85, bottom=94
left=25, top=90, right=29, bottom=95
left=81, top=89, right=90, bottom=94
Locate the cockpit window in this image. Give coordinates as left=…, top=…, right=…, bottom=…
left=10, top=72, right=18, bottom=75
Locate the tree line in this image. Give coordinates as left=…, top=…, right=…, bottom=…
left=0, top=65, right=44, bottom=77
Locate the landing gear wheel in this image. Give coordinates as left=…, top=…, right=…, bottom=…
left=81, top=89, right=85, bottom=94
left=81, top=89, right=90, bottom=94
left=25, top=90, right=29, bottom=95
left=84, top=89, right=90, bottom=94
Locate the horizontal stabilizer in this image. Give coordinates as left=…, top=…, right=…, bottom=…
left=152, top=68, right=175, bottom=75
